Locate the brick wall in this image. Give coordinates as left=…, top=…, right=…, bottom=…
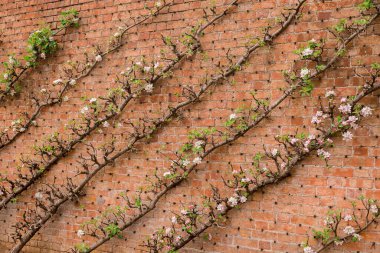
left=0, top=0, right=379, bottom=252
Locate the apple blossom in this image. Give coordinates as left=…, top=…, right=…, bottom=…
left=300, top=68, right=310, bottom=78
left=302, top=47, right=313, bottom=57
left=343, top=225, right=355, bottom=235
left=193, top=157, right=202, bottom=164
left=95, top=55, right=102, bottom=62
left=77, top=229, right=85, bottom=238
left=342, top=131, right=353, bottom=141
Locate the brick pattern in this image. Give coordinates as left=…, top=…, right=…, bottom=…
left=0, top=0, right=379, bottom=252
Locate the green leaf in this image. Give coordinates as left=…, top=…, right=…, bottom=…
left=75, top=243, right=90, bottom=253
left=334, top=19, right=347, bottom=33
left=105, top=223, right=122, bottom=238
left=371, top=62, right=380, bottom=70
left=299, top=83, right=314, bottom=96
left=358, top=0, right=374, bottom=11
left=135, top=197, right=142, bottom=208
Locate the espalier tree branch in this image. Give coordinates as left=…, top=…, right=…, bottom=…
left=0, top=1, right=170, bottom=152
left=68, top=1, right=309, bottom=252
left=144, top=63, right=380, bottom=252
left=7, top=1, right=240, bottom=252
left=302, top=197, right=379, bottom=253
left=73, top=2, right=380, bottom=252
left=0, top=9, right=80, bottom=101
left=0, top=0, right=233, bottom=211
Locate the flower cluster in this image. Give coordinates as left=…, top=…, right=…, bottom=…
left=294, top=38, right=323, bottom=60
left=0, top=10, right=80, bottom=99
left=303, top=196, right=379, bottom=252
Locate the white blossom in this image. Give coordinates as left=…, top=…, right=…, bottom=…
left=154, top=62, right=160, bottom=68
left=181, top=159, right=190, bottom=167
left=34, top=192, right=43, bottom=200
left=303, top=246, right=315, bottom=253
left=77, top=229, right=85, bottom=238
left=180, top=209, right=187, bottom=215
left=229, top=113, right=237, bottom=120
left=40, top=88, right=47, bottom=93
left=342, top=131, right=353, bottom=141
left=8, top=56, right=16, bottom=65
left=370, top=204, right=378, bottom=214
left=361, top=106, right=372, bottom=117
left=40, top=52, right=46, bottom=59
left=311, top=116, right=321, bottom=124
left=344, top=214, right=352, bottom=221
left=63, top=96, right=69, bottom=102
left=317, top=149, right=330, bottom=159
left=353, top=233, right=362, bottom=241
left=217, top=203, right=226, bottom=212
left=240, top=196, right=247, bottom=203
left=3, top=73, right=9, bottom=80
left=95, top=55, right=102, bottom=62
left=102, top=121, right=110, bottom=128
left=53, top=79, right=63, bottom=85
left=348, top=116, right=358, bottom=123
left=228, top=197, right=238, bottom=207
left=155, top=1, right=162, bottom=7
left=302, top=47, right=314, bottom=57
left=241, top=178, right=251, bottom=183
left=316, top=111, right=323, bottom=117
left=89, top=98, right=97, bottom=103
left=290, top=138, right=298, bottom=145
left=343, top=225, right=355, bottom=235
left=69, top=79, right=77, bottom=86
left=163, top=171, right=172, bottom=177
left=171, top=216, right=177, bottom=224
left=80, top=106, right=89, bottom=114
left=144, top=66, right=151, bottom=72
left=300, top=68, right=310, bottom=78
left=338, top=103, right=352, bottom=114
left=193, top=157, right=202, bottom=164
left=194, top=140, right=204, bottom=148
left=114, top=32, right=121, bottom=37
left=271, top=149, right=278, bottom=157
left=145, top=83, right=154, bottom=93
left=324, top=217, right=334, bottom=226
left=334, top=240, right=343, bottom=246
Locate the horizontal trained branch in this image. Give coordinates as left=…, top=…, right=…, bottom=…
left=144, top=62, right=380, bottom=252
left=0, top=9, right=80, bottom=100
left=0, top=1, right=169, bottom=152
left=7, top=1, right=240, bottom=252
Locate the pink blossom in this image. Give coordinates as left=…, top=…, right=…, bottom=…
left=342, top=131, right=353, bottom=141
